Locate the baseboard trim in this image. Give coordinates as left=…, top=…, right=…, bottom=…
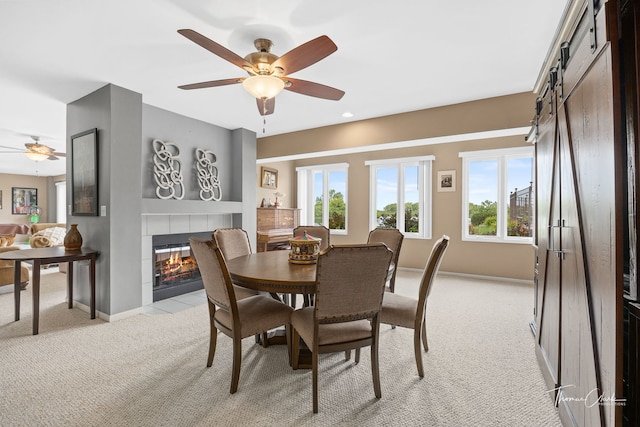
left=73, top=300, right=143, bottom=322
left=397, top=267, right=534, bottom=286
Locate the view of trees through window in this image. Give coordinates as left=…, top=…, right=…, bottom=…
left=312, top=170, right=346, bottom=230
left=369, top=160, right=431, bottom=238
left=466, top=155, right=533, bottom=239
left=314, top=189, right=346, bottom=230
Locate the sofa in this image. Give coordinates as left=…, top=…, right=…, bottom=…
left=0, top=246, right=29, bottom=290
left=30, top=223, right=68, bottom=273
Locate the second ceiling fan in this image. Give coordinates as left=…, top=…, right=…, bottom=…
left=177, top=29, right=345, bottom=116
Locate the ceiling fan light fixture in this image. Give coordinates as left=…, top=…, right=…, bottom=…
left=25, top=151, right=49, bottom=161
left=242, top=75, right=285, bottom=99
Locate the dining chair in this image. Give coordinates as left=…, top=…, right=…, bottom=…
left=212, top=228, right=261, bottom=301
left=367, top=228, right=404, bottom=293
left=290, top=243, right=393, bottom=413
left=380, top=235, right=449, bottom=377
left=189, top=237, right=293, bottom=394
left=293, top=225, right=330, bottom=251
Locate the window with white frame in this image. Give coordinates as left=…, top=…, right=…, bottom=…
left=365, top=156, right=433, bottom=239
left=296, top=163, right=348, bottom=233
left=459, top=146, right=534, bottom=243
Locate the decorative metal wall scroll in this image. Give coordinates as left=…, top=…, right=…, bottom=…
left=152, top=139, right=184, bottom=200
left=195, top=148, right=222, bottom=201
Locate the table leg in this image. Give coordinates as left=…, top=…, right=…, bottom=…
left=67, top=261, right=74, bottom=309
left=90, top=254, right=96, bottom=319
left=32, top=260, right=41, bottom=335
left=13, top=260, right=21, bottom=321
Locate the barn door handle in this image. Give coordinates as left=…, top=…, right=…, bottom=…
left=547, top=219, right=565, bottom=260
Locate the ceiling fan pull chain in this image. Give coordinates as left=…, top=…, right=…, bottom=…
left=263, top=99, right=267, bottom=133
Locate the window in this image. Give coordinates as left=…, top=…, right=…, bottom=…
left=459, top=147, right=534, bottom=243
left=365, top=156, right=434, bottom=239
left=297, top=163, right=348, bottom=233
left=55, top=181, right=67, bottom=223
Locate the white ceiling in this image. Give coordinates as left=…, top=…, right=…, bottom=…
left=0, top=0, right=569, bottom=177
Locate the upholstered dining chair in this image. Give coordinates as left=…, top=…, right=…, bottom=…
left=380, top=235, right=449, bottom=378
left=367, top=228, right=404, bottom=293
left=212, top=228, right=261, bottom=301
left=290, top=243, right=393, bottom=413
left=189, top=237, right=293, bottom=394
left=292, top=225, right=330, bottom=251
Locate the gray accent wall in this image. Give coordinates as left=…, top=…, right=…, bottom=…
left=67, top=83, right=256, bottom=316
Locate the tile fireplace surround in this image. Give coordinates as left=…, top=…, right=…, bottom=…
left=141, top=213, right=232, bottom=306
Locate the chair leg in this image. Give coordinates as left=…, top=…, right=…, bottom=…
left=312, top=345, right=319, bottom=413
left=285, top=323, right=292, bottom=366
left=292, top=328, right=300, bottom=370
left=355, top=348, right=361, bottom=364
left=261, top=331, right=268, bottom=348
left=230, top=336, right=242, bottom=394
left=371, top=324, right=382, bottom=398
left=414, top=326, right=424, bottom=378
left=207, top=302, right=217, bottom=367
left=345, top=350, right=351, bottom=361
left=421, top=318, right=429, bottom=352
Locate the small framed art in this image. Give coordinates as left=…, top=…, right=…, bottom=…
left=12, top=187, right=37, bottom=214
left=261, top=166, right=278, bottom=189
left=437, top=170, right=456, bottom=192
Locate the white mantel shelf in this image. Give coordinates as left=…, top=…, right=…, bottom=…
left=141, top=199, right=244, bottom=216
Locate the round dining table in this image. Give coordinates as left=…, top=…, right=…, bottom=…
left=226, top=250, right=317, bottom=295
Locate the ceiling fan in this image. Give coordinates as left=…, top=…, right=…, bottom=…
left=0, top=136, right=66, bottom=161
left=177, top=29, right=345, bottom=116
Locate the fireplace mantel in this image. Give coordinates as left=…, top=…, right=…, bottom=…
left=141, top=199, right=243, bottom=216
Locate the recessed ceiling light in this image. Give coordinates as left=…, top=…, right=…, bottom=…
left=342, top=112, right=354, bottom=118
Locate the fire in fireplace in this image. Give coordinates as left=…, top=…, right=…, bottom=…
left=152, top=232, right=210, bottom=302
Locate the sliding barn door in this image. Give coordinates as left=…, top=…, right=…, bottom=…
left=533, top=3, right=620, bottom=426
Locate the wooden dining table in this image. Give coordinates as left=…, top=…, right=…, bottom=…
left=226, top=250, right=317, bottom=296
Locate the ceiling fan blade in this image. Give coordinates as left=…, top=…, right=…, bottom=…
left=283, top=77, right=345, bottom=100
left=47, top=156, right=59, bottom=161
left=257, top=98, right=275, bottom=116
left=272, top=35, right=337, bottom=75
left=178, top=29, right=254, bottom=71
left=0, top=145, right=22, bottom=151
left=52, top=152, right=66, bottom=157
left=178, top=78, right=242, bottom=90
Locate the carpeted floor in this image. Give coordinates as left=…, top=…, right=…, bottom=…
left=0, top=268, right=562, bottom=426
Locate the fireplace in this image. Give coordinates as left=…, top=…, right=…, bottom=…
left=152, top=232, right=210, bottom=302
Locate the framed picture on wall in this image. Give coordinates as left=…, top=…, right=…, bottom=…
left=261, top=166, right=278, bottom=189
left=11, top=187, right=37, bottom=214
left=71, top=128, right=99, bottom=216
left=0, top=190, right=2, bottom=209
left=437, top=170, right=456, bottom=192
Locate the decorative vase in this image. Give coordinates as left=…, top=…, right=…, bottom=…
left=64, top=224, right=83, bottom=251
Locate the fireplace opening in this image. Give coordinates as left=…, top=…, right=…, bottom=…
left=152, top=232, right=210, bottom=302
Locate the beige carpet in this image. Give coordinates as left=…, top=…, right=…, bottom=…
left=0, top=268, right=561, bottom=426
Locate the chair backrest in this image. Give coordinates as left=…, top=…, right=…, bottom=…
left=416, top=235, right=450, bottom=315
left=189, top=237, right=237, bottom=312
left=367, top=228, right=404, bottom=290
left=213, top=228, right=252, bottom=261
left=314, top=243, right=393, bottom=323
left=293, top=226, right=330, bottom=251
left=367, top=228, right=403, bottom=262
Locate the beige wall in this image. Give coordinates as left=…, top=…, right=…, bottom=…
left=256, top=92, right=537, bottom=281
left=0, top=173, right=65, bottom=228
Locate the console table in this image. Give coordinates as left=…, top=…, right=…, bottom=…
left=0, top=247, right=99, bottom=335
